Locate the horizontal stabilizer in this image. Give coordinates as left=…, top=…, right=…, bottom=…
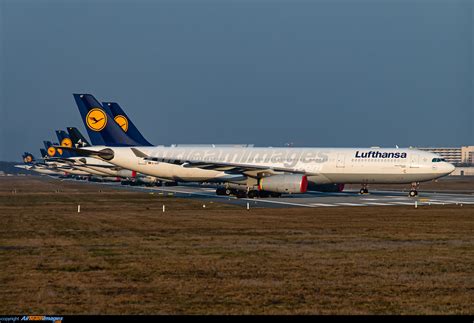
left=130, top=148, right=149, bottom=158
left=53, top=146, right=114, bottom=161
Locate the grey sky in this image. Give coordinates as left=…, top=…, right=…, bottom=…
left=1, top=0, right=472, bottom=161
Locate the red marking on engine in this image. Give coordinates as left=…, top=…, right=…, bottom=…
left=338, top=184, right=345, bottom=192
left=300, top=175, right=308, bottom=193
left=132, top=171, right=137, bottom=178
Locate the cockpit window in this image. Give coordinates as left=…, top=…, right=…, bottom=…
left=432, top=158, right=446, bottom=162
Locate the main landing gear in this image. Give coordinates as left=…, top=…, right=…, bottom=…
left=359, top=184, right=369, bottom=195
left=409, top=182, right=419, bottom=197
left=216, top=187, right=281, bottom=199
left=216, top=187, right=232, bottom=196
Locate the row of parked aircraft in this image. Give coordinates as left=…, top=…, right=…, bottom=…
left=17, top=93, right=455, bottom=198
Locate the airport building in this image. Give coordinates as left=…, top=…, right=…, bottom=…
left=416, top=146, right=474, bottom=165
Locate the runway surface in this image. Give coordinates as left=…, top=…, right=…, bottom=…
left=90, top=181, right=474, bottom=208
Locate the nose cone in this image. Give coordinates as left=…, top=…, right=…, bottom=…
left=443, top=162, right=456, bottom=175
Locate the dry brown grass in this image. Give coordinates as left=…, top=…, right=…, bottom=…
left=0, top=176, right=473, bottom=314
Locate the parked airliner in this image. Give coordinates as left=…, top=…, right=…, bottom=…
left=61, top=94, right=455, bottom=198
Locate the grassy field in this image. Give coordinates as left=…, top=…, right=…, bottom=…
left=0, top=176, right=473, bottom=314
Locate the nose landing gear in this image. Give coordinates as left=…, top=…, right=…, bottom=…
left=359, top=184, right=369, bottom=194
left=409, top=182, right=419, bottom=197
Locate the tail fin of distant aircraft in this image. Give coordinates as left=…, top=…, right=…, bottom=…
left=102, top=102, right=153, bottom=146
left=22, top=152, right=35, bottom=164
left=40, top=149, right=48, bottom=159
left=43, top=141, right=64, bottom=158
left=67, top=127, right=91, bottom=147
left=43, top=141, right=52, bottom=153
left=55, top=130, right=75, bottom=157
left=56, top=130, right=74, bottom=148
left=73, top=94, right=143, bottom=147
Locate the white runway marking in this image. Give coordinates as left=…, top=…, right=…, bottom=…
left=389, top=201, right=416, bottom=205
left=429, top=199, right=474, bottom=205
left=388, top=197, right=412, bottom=200
left=364, top=202, right=394, bottom=206
left=335, top=203, right=367, bottom=206
left=311, top=203, right=338, bottom=207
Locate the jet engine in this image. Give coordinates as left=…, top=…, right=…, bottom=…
left=258, top=175, right=308, bottom=194
left=130, top=176, right=157, bottom=186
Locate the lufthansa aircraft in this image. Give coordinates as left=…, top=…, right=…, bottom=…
left=64, top=127, right=161, bottom=185
left=60, top=94, right=455, bottom=198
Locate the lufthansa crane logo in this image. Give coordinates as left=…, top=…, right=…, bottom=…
left=47, top=147, right=56, bottom=157
left=86, top=108, right=107, bottom=131
left=61, top=138, right=73, bottom=148
left=114, top=115, right=128, bottom=132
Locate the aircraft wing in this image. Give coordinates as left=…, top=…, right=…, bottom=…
left=78, top=163, right=123, bottom=171
left=131, top=148, right=309, bottom=177
left=52, top=157, right=78, bottom=164
left=14, top=165, right=32, bottom=170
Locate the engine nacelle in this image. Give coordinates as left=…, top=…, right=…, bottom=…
left=258, top=175, right=308, bottom=194
left=135, top=175, right=159, bottom=185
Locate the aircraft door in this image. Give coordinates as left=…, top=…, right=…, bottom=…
left=336, top=154, right=345, bottom=168
left=410, top=154, right=419, bottom=168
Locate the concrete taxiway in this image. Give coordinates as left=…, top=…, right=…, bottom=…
left=93, top=182, right=474, bottom=208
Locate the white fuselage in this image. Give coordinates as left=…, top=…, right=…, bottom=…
left=66, top=157, right=137, bottom=178
left=43, top=160, right=91, bottom=176
left=85, top=146, right=455, bottom=184
left=15, top=164, right=66, bottom=176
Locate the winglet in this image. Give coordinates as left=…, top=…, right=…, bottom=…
left=130, top=148, right=149, bottom=158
